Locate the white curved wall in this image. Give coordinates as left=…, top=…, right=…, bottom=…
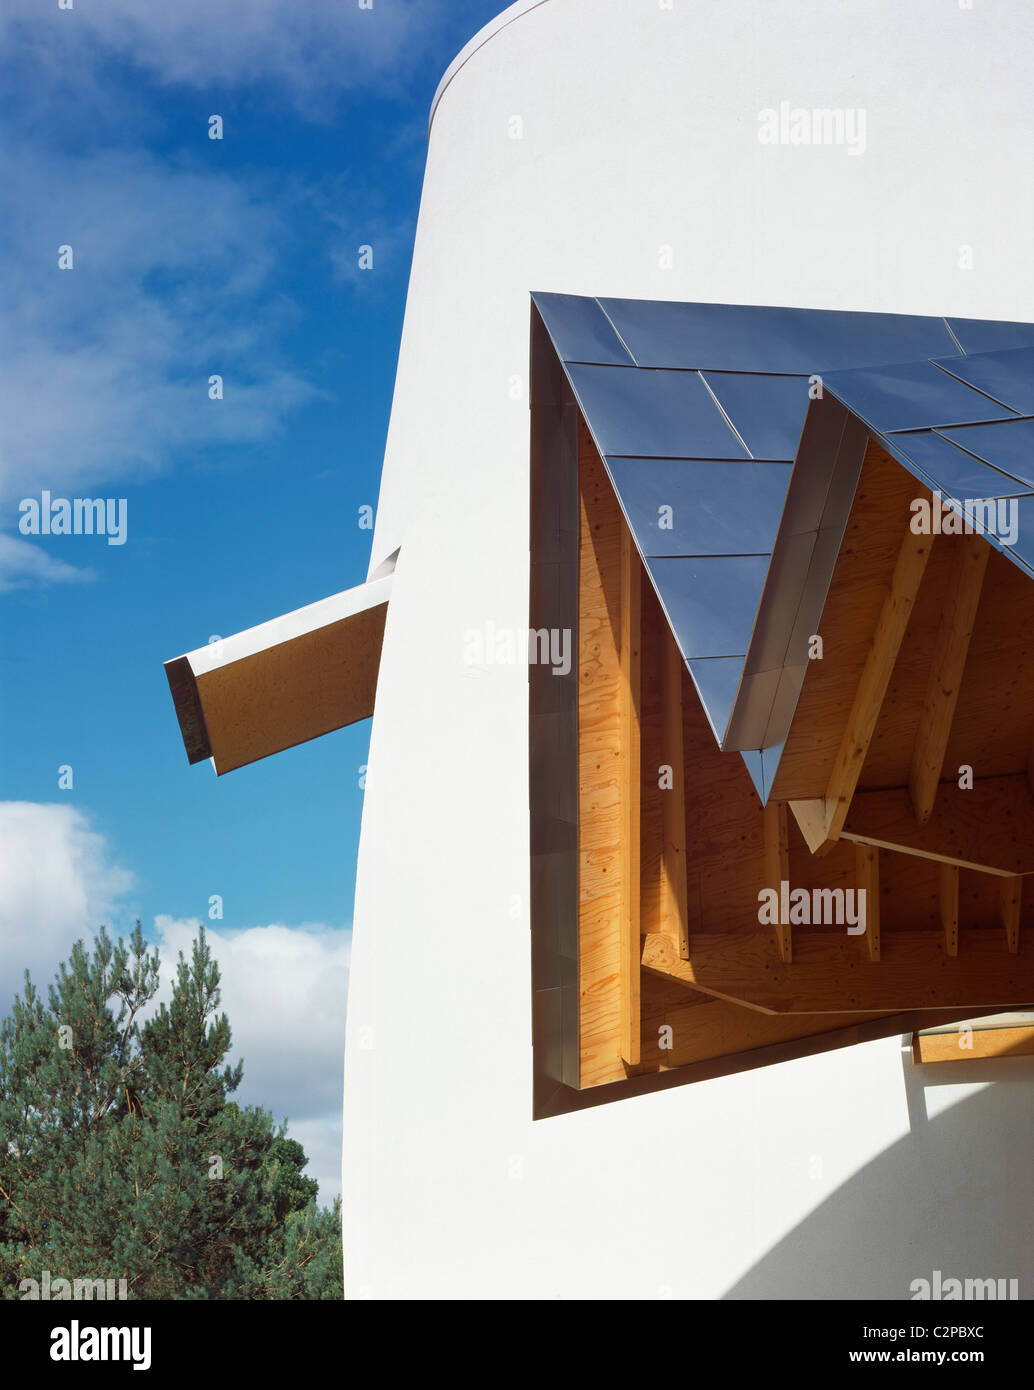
left=347, top=0, right=1034, bottom=1298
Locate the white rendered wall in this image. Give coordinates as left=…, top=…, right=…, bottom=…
left=345, top=0, right=1034, bottom=1299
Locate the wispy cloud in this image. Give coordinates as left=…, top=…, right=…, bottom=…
left=0, top=535, right=95, bottom=592
left=0, top=145, right=318, bottom=507
left=2, top=0, right=454, bottom=119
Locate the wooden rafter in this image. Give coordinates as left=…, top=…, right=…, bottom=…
left=790, top=522, right=933, bottom=852
left=855, top=843, right=880, bottom=962
left=763, top=801, right=792, bottom=963
left=641, top=928, right=1034, bottom=1015
left=620, top=524, right=642, bottom=1068
left=939, top=863, right=959, bottom=957
left=661, top=635, right=690, bottom=960
left=908, top=539, right=988, bottom=823
left=840, top=775, right=1034, bottom=876
left=1001, top=876, right=1022, bottom=955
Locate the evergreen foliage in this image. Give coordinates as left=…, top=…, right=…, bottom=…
left=0, top=925, right=342, bottom=1300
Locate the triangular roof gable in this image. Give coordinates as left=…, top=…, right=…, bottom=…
left=727, top=340, right=1034, bottom=781
left=531, top=292, right=1034, bottom=797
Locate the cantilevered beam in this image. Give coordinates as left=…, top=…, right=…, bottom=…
left=661, top=634, right=690, bottom=960
left=641, top=929, right=1034, bottom=1015
left=763, top=801, right=791, bottom=963
left=855, top=843, right=880, bottom=962
left=620, top=526, right=642, bottom=1068
left=909, top=539, right=988, bottom=824
left=841, top=775, right=1034, bottom=876
left=790, top=522, right=932, bottom=852
left=913, top=1023, right=1034, bottom=1063
left=1001, top=876, right=1022, bottom=954
left=939, top=863, right=959, bottom=957
left=164, top=574, right=393, bottom=774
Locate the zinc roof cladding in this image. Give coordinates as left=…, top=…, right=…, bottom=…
left=821, top=345, right=1034, bottom=579
left=530, top=292, right=1034, bottom=798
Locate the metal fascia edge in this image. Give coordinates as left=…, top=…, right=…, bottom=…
left=722, top=398, right=867, bottom=756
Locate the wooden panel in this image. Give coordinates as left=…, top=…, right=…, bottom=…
left=909, top=538, right=989, bottom=823
left=642, top=927, right=1034, bottom=1014
left=577, top=423, right=626, bottom=1085
left=620, top=522, right=642, bottom=1067
left=841, top=775, right=1034, bottom=875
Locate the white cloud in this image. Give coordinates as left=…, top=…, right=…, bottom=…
left=0, top=802, right=135, bottom=1003
left=153, top=915, right=350, bottom=1205
left=288, top=1112, right=344, bottom=1207
left=0, top=807, right=348, bottom=1204
left=0, top=535, right=95, bottom=592
left=3, top=0, right=450, bottom=116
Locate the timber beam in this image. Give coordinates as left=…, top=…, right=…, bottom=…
left=939, top=863, right=959, bottom=957
left=661, top=634, right=690, bottom=960
left=908, top=539, right=988, bottom=824
left=790, top=521, right=933, bottom=852
left=641, top=929, right=1034, bottom=1015
left=619, top=525, right=642, bottom=1068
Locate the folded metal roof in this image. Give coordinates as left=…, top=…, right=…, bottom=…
left=825, top=347, right=1034, bottom=578
left=729, top=343, right=1034, bottom=775
left=530, top=292, right=1034, bottom=799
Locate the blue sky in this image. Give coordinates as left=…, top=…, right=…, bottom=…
left=0, top=0, right=507, bottom=1202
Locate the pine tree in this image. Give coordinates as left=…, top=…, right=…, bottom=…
left=0, top=924, right=342, bottom=1300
